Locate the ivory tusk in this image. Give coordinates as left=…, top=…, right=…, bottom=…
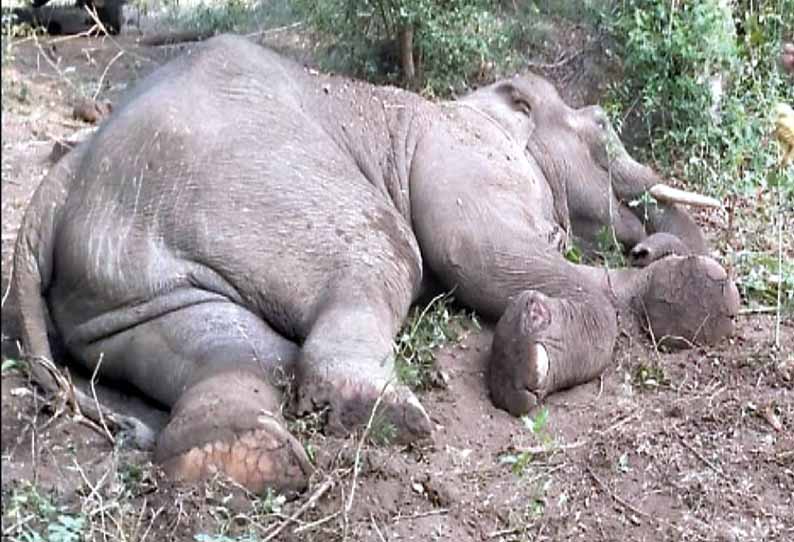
left=534, top=343, right=549, bottom=387
left=649, top=184, right=722, bottom=208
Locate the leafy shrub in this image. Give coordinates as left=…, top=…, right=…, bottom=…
left=394, top=293, right=478, bottom=390
left=604, top=0, right=793, bottom=308
left=295, top=0, right=522, bottom=96
left=605, top=0, right=793, bottom=189
left=161, top=0, right=297, bottom=36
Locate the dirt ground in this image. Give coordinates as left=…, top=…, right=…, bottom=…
left=1, top=27, right=793, bottom=542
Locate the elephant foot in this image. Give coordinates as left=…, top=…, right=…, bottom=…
left=488, top=290, right=554, bottom=416
left=639, top=255, right=739, bottom=348
left=154, top=370, right=312, bottom=495
left=296, top=368, right=432, bottom=443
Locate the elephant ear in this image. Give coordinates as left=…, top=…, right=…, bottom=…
left=494, top=81, right=533, bottom=117
left=466, top=80, right=534, bottom=146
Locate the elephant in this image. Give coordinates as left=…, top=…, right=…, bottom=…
left=8, top=34, right=739, bottom=495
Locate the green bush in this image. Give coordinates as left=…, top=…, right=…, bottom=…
left=606, top=0, right=739, bottom=150
left=601, top=0, right=794, bottom=312
left=605, top=0, right=793, bottom=193
left=295, top=0, right=520, bottom=96
left=161, top=0, right=298, bottom=36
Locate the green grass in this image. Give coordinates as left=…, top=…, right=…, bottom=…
left=394, top=292, right=479, bottom=391
left=4, top=482, right=85, bottom=542
left=732, top=250, right=794, bottom=311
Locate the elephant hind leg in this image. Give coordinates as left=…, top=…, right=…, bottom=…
left=154, top=369, right=312, bottom=495
left=75, top=300, right=311, bottom=493
left=488, top=290, right=617, bottom=416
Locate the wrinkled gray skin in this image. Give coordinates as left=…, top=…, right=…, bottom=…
left=9, top=35, right=739, bottom=494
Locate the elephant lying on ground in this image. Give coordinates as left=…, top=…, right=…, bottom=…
left=9, top=35, right=739, bottom=494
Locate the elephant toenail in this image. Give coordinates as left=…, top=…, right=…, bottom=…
left=534, top=343, right=549, bottom=386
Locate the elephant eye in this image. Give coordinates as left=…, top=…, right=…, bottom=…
left=595, top=117, right=608, bottom=131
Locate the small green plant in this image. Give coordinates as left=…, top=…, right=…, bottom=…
left=117, top=461, right=144, bottom=488
left=627, top=190, right=659, bottom=223
left=499, top=407, right=555, bottom=475
left=524, top=406, right=550, bottom=437
left=733, top=251, right=794, bottom=309
left=253, top=488, right=287, bottom=515
left=368, top=414, right=398, bottom=445
left=632, top=362, right=668, bottom=390
left=47, top=515, right=84, bottom=542
left=593, top=225, right=626, bottom=268
left=394, top=292, right=478, bottom=390
left=564, top=242, right=583, bottom=264
left=287, top=408, right=325, bottom=439
left=2, top=358, right=27, bottom=375
left=4, top=482, right=85, bottom=542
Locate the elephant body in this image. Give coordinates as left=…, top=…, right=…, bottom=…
left=10, top=35, right=739, bottom=494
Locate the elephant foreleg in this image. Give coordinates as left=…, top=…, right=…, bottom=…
left=295, top=293, right=433, bottom=442
left=487, top=289, right=617, bottom=416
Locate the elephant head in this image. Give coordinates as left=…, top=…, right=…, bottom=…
left=516, top=73, right=719, bottom=259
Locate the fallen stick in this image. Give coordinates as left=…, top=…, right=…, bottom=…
left=261, top=478, right=335, bottom=542
left=586, top=466, right=650, bottom=522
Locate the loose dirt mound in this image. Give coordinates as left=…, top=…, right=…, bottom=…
left=2, top=33, right=792, bottom=542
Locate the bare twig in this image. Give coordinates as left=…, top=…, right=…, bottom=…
left=586, top=466, right=650, bottom=521
left=371, top=512, right=388, bottom=542
left=261, top=478, right=335, bottom=542
left=140, top=506, right=165, bottom=542
left=675, top=432, right=727, bottom=478
left=83, top=4, right=148, bottom=63
left=513, top=439, right=586, bottom=455
left=83, top=4, right=110, bottom=39
left=48, top=28, right=99, bottom=45
left=597, top=413, right=639, bottom=436
left=487, top=525, right=527, bottom=539
left=31, top=32, right=78, bottom=92
left=246, top=21, right=304, bottom=39
left=72, top=454, right=112, bottom=539
left=739, top=306, right=778, bottom=315
left=92, top=49, right=124, bottom=101
left=62, top=365, right=115, bottom=443
left=393, top=508, right=450, bottom=522
left=774, top=166, right=784, bottom=348
left=89, top=353, right=115, bottom=444
left=292, top=510, right=340, bottom=534
left=345, top=380, right=390, bottom=522
left=1, top=258, right=13, bottom=309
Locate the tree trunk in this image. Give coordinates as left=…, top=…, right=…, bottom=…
left=398, top=23, right=416, bottom=87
